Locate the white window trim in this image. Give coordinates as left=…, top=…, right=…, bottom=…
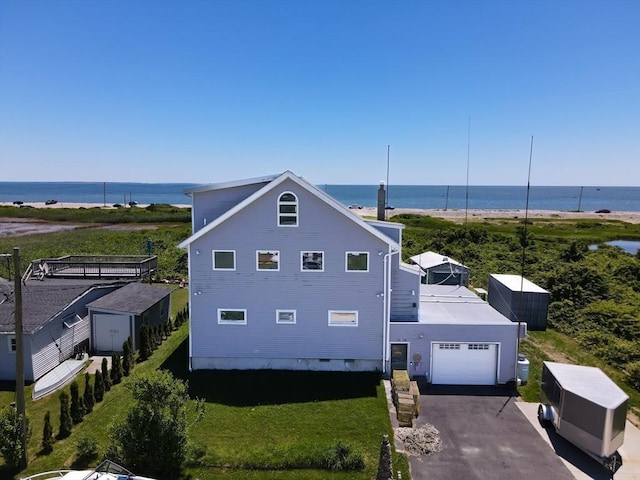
left=7, top=335, right=16, bottom=353
left=301, top=251, right=324, bottom=272
left=278, top=191, right=298, bottom=227
left=212, top=250, right=236, bottom=271
left=276, top=309, right=297, bottom=324
left=328, top=310, right=358, bottom=327
left=217, top=309, right=247, bottom=325
left=345, top=251, right=369, bottom=272
left=63, top=314, right=83, bottom=329
left=256, top=250, right=280, bottom=271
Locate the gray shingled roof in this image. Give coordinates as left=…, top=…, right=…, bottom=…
left=0, top=279, right=98, bottom=334
left=86, top=282, right=171, bottom=315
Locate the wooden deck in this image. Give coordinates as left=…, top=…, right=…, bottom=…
left=29, top=255, right=157, bottom=280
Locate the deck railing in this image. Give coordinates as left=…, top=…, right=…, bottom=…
left=30, top=255, right=158, bottom=279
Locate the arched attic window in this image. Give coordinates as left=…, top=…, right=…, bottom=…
left=278, top=192, right=298, bottom=226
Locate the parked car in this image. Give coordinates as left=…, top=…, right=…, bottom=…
left=348, top=204, right=363, bottom=209
left=13, top=200, right=23, bottom=205
left=128, top=201, right=138, bottom=206
left=45, top=199, right=58, bottom=205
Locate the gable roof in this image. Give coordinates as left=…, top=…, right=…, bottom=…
left=183, top=174, right=280, bottom=195
left=178, top=171, right=400, bottom=250
left=86, top=282, right=171, bottom=315
left=0, top=280, right=118, bottom=334
left=410, top=251, right=468, bottom=270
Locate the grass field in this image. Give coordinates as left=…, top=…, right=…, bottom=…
left=1, top=286, right=409, bottom=480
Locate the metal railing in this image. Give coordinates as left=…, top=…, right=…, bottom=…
left=30, top=255, right=157, bottom=280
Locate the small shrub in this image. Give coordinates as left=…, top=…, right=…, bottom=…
left=83, top=373, right=95, bottom=413
left=70, top=381, right=85, bottom=424
left=323, top=440, right=365, bottom=471
left=102, top=357, right=112, bottom=392
left=42, top=410, right=54, bottom=454
left=94, top=370, right=104, bottom=402
left=58, top=391, right=72, bottom=438
left=76, top=436, right=99, bottom=459
left=0, top=406, right=31, bottom=468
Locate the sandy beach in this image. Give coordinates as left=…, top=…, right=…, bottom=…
left=1, top=201, right=640, bottom=224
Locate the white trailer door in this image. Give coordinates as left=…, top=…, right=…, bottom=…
left=431, top=342, right=498, bottom=385
left=94, top=314, right=130, bottom=353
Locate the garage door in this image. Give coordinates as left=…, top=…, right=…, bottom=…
left=93, top=314, right=130, bottom=353
left=431, top=342, right=498, bottom=385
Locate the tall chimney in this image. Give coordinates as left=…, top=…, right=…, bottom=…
left=377, top=181, right=386, bottom=221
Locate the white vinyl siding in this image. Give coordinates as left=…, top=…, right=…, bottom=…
left=276, top=310, right=296, bottom=324
left=346, top=252, right=369, bottom=272
left=278, top=192, right=298, bottom=226
left=301, top=251, right=324, bottom=271
left=213, top=250, right=236, bottom=270
left=218, top=309, right=247, bottom=325
left=328, top=310, right=358, bottom=327
left=257, top=250, right=280, bottom=271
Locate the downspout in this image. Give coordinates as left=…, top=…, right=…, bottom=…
left=382, top=248, right=400, bottom=374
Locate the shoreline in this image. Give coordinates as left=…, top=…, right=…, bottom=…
left=1, top=201, right=640, bottom=224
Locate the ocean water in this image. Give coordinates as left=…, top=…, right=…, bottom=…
left=0, top=182, right=638, bottom=212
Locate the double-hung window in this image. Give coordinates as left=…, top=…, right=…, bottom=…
left=301, top=251, right=324, bottom=271
left=218, top=309, right=247, bottom=325
left=278, top=192, right=298, bottom=226
left=346, top=252, right=369, bottom=272
left=213, top=250, right=236, bottom=270
left=328, top=310, right=358, bottom=327
left=257, top=250, right=280, bottom=271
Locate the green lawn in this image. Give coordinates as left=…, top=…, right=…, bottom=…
left=2, top=286, right=409, bottom=480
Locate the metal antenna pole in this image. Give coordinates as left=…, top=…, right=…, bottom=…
left=385, top=145, right=390, bottom=219
left=464, top=116, right=470, bottom=229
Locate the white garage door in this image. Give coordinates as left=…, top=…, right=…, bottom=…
left=431, top=342, right=498, bottom=385
left=94, top=314, right=130, bottom=353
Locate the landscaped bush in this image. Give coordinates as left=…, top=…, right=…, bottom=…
left=0, top=407, right=30, bottom=469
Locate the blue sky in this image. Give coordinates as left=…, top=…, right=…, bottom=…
left=0, top=0, right=638, bottom=186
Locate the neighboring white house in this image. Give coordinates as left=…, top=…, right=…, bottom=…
left=0, top=279, right=124, bottom=382
left=178, top=171, right=524, bottom=384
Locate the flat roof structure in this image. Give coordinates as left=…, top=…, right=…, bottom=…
left=490, top=274, right=548, bottom=293
left=415, top=285, right=514, bottom=325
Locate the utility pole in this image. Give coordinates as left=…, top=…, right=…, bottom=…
left=13, top=248, right=27, bottom=469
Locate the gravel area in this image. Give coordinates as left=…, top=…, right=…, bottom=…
left=395, top=423, right=443, bottom=456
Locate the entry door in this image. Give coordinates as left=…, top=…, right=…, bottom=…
left=390, top=343, right=408, bottom=372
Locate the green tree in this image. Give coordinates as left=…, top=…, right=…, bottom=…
left=139, top=324, right=152, bottom=360
left=58, top=391, right=72, bottom=438
left=0, top=406, right=30, bottom=469
left=42, top=410, right=54, bottom=454
left=108, top=370, right=204, bottom=477
left=83, top=372, right=95, bottom=413
left=102, top=357, right=112, bottom=392
left=123, top=340, right=132, bottom=377
left=111, top=354, right=123, bottom=385
left=70, top=381, right=85, bottom=424
left=94, top=370, right=105, bottom=403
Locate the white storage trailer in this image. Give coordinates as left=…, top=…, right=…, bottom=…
left=538, top=362, right=628, bottom=472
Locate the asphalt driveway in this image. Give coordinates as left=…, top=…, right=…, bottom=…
left=405, top=385, right=575, bottom=480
